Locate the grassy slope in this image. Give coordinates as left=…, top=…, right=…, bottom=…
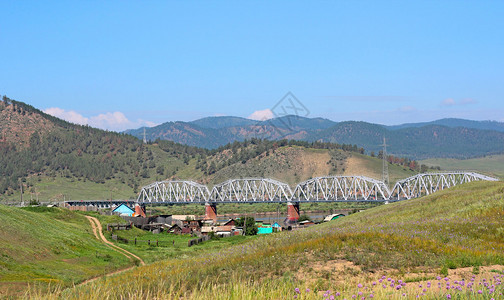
left=0, top=207, right=256, bottom=297
left=0, top=206, right=131, bottom=295
left=421, top=154, right=504, bottom=179
left=345, top=152, right=416, bottom=184
left=209, top=146, right=416, bottom=187
left=53, top=181, right=504, bottom=299
left=2, top=144, right=187, bottom=203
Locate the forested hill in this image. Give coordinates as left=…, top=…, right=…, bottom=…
left=309, top=121, right=504, bottom=159
left=126, top=115, right=504, bottom=159
left=0, top=96, right=205, bottom=198
left=0, top=96, right=430, bottom=202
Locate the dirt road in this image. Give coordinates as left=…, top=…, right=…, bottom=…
left=85, top=216, right=145, bottom=266
left=78, top=216, right=146, bottom=285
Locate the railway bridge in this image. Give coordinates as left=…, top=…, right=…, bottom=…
left=131, top=171, right=497, bottom=223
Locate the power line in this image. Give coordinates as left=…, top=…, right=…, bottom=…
left=381, top=137, right=389, bottom=186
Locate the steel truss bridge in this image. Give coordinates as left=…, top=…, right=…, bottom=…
left=136, top=172, right=498, bottom=204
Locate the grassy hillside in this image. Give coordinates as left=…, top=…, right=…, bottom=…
left=204, top=146, right=416, bottom=187
left=344, top=152, right=415, bottom=184
left=0, top=206, right=131, bottom=296
left=421, top=154, right=504, bottom=179
left=0, top=206, right=256, bottom=297
left=40, top=181, right=504, bottom=299
left=3, top=143, right=420, bottom=204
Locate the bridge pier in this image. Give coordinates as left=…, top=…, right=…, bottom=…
left=286, top=201, right=300, bottom=223
left=204, top=202, right=217, bottom=224
left=134, top=203, right=146, bottom=217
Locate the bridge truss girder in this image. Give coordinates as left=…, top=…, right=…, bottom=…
left=210, top=178, right=292, bottom=202
left=135, top=172, right=498, bottom=204
left=292, top=175, right=391, bottom=202
left=137, top=180, right=210, bottom=203
left=389, top=172, right=499, bottom=200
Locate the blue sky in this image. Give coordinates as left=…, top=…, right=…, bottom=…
left=1, top=1, right=503, bottom=131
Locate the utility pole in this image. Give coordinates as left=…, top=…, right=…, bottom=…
left=381, top=137, right=389, bottom=186
left=19, top=179, right=23, bottom=206
left=143, top=128, right=147, bottom=144
left=244, top=216, right=247, bottom=236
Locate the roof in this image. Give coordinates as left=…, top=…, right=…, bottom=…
left=323, top=214, right=345, bottom=222
left=172, top=215, right=197, bottom=221
left=201, top=226, right=214, bottom=233
left=112, top=203, right=135, bottom=214
left=222, top=219, right=235, bottom=226
left=299, top=220, right=314, bottom=225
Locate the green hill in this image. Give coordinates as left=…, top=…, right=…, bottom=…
left=388, top=117, right=504, bottom=132
left=0, top=206, right=131, bottom=296
left=41, top=181, right=504, bottom=299
left=421, top=154, right=504, bottom=179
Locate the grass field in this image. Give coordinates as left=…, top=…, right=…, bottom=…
left=0, top=206, right=131, bottom=297
left=421, top=154, right=504, bottom=179
left=0, top=206, right=259, bottom=297
left=32, top=180, right=504, bottom=299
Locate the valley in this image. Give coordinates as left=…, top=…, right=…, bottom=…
left=1, top=97, right=504, bottom=299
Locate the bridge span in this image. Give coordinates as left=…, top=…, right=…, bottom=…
left=66, top=172, right=498, bottom=223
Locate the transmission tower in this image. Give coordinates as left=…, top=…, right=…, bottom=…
left=143, top=128, right=147, bottom=144
left=381, top=137, right=389, bottom=186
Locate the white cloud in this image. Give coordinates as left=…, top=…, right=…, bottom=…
left=141, top=120, right=157, bottom=127
left=441, top=98, right=477, bottom=107
left=89, top=112, right=130, bottom=131
left=461, top=98, right=477, bottom=105
left=44, top=107, right=157, bottom=131
left=399, top=106, right=416, bottom=112
left=248, top=109, right=274, bottom=121
left=44, top=107, right=89, bottom=125
left=442, top=98, right=456, bottom=106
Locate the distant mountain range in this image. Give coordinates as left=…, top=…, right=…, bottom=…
left=125, top=116, right=504, bottom=159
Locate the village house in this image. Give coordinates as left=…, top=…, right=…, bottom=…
left=112, top=203, right=135, bottom=217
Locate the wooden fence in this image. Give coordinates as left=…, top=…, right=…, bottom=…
left=110, top=235, right=180, bottom=247
left=188, top=236, right=210, bottom=247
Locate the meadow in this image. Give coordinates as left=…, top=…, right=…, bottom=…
left=28, top=180, right=504, bottom=299
left=0, top=206, right=130, bottom=297
left=421, top=154, right=504, bottom=179
left=0, top=207, right=254, bottom=297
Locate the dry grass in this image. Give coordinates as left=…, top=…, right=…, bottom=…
left=25, top=181, right=504, bottom=299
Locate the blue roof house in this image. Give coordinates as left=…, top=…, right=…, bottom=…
left=113, top=203, right=135, bottom=217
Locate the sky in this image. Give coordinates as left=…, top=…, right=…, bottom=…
left=1, top=1, right=503, bottom=131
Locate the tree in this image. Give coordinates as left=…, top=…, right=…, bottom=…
left=235, top=216, right=258, bottom=235
left=298, top=214, right=312, bottom=222
left=207, top=161, right=216, bottom=175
